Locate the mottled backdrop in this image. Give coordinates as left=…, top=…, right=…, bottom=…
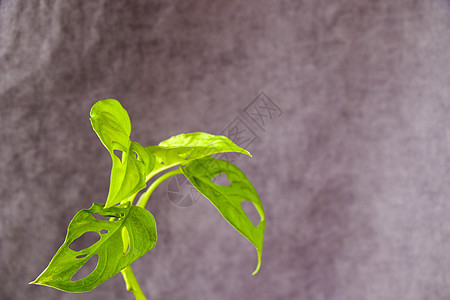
left=1, top=1, right=449, bottom=299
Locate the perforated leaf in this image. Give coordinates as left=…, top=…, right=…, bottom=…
left=30, top=202, right=157, bottom=292
left=145, top=132, right=251, bottom=179
left=181, top=156, right=265, bottom=274
left=90, top=99, right=155, bottom=207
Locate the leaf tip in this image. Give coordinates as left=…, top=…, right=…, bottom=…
left=251, top=260, right=261, bottom=275
left=28, top=277, right=44, bottom=286
left=240, top=148, right=252, bottom=157
left=251, top=248, right=262, bottom=275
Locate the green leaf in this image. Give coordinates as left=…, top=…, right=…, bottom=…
left=90, top=99, right=155, bottom=207
left=181, top=156, right=265, bottom=274
left=30, top=202, right=157, bottom=292
left=145, top=132, right=251, bottom=180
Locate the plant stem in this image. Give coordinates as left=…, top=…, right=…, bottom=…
left=121, top=266, right=147, bottom=300
left=120, top=167, right=183, bottom=299
left=120, top=227, right=146, bottom=299
left=136, top=168, right=183, bottom=208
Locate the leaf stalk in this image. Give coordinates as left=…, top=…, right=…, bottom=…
left=136, top=168, right=183, bottom=208
left=120, top=167, right=182, bottom=299
left=121, top=266, right=147, bottom=300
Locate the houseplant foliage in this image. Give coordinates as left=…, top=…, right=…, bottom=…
left=30, top=99, right=266, bottom=299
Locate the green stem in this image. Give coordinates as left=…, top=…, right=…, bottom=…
left=121, top=266, right=147, bottom=300
left=118, top=149, right=145, bottom=300
left=120, top=167, right=183, bottom=299
left=119, top=225, right=147, bottom=300
left=137, top=168, right=183, bottom=208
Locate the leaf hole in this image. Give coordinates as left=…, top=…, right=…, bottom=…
left=91, top=213, right=111, bottom=221
left=241, top=201, right=261, bottom=227
left=69, top=232, right=101, bottom=251
left=133, top=151, right=140, bottom=160
left=211, top=173, right=231, bottom=186
left=76, top=254, right=88, bottom=259
left=99, top=229, right=108, bottom=235
left=113, top=149, right=124, bottom=161
left=122, top=227, right=130, bottom=255
left=160, top=161, right=165, bottom=165
left=71, top=254, right=98, bottom=281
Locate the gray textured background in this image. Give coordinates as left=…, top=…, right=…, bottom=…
left=1, top=0, right=450, bottom=299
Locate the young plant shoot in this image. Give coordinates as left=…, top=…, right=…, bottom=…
left=30, top=99, right=266, bottom=299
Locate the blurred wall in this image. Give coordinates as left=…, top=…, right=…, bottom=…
left=1, top=1, right=449, bottom=299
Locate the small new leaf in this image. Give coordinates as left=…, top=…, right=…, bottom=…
left=30, top=202, right=157, bottom=292
left=145, top=132, right=251, bottom=179
left=90, top=99, right=155, bottom=207
left=181, top=156, right=265, bottom=274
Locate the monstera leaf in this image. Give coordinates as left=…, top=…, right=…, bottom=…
left=145, top=132, right=251, bottom=180
left=181, top=156, right=265, bottom=274
left=30, top=202, right=157, bottom=292
left=90, top=99, right=155, bottom=207
left=31, top=98, right=267, bottom=300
